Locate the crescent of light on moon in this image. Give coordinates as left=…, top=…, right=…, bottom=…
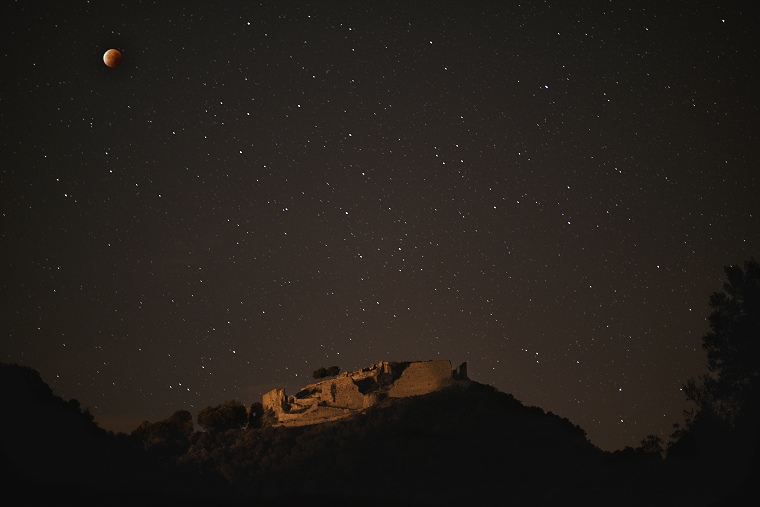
left=103, top=49, right=122, bottom=68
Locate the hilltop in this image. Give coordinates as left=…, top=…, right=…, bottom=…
left=0, top=362, right=751, bottom=506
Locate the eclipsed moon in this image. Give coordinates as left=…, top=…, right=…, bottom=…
left=103, top=49, right=122, bottom=68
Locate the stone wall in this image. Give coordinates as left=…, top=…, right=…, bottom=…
left=276, top=404, right=354, bottom=427
left=388, top=360, right=453, bottom=398
left=263, top=359, right=463, bottom=427
left=453, top=361, right=468, bottom=381
left=263, top=388, right=286, bottom=414
left=319, top=376, right=365, bottom=409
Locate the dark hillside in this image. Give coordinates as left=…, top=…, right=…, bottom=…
left=1, top=363, right=113, bottom=483
left=181, top=382, right=604, bottom=505
left=178, top=382, right=715, bottom=506
left=1, top=363, right=751, bottom=506
left=0, top=363, right=225, bottom=504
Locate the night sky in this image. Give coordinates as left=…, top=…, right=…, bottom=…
left=2, top=1, right=758, bottom=452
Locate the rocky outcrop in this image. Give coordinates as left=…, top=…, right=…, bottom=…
left=263, top=359, right=468, bottom=427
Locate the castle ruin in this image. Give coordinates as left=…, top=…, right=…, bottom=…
left=263, top=359, right=468, bottom=427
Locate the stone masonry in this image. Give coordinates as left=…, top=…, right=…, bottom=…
left=263, top=359, right=468, bottom=427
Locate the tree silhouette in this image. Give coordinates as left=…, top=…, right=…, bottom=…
left=671, top=258, right=760, bottom=462
left=197, top=400, right=248, bottom=432
left=638, top=434, right=664, bottom=459
left=247, top=402, right=265, bottom=428
left=313, top=365, right=340, bottom=379
left=132, top=409, right=194, bottom=456
left=685, top=259, right=759, bottom=423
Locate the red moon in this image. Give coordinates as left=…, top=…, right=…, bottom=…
left=103, top=49, right=122, bottom=68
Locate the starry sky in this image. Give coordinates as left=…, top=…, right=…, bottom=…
left=2, top=1, right=758, bottom=451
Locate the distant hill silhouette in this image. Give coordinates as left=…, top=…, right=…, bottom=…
left=0, top=363, right=752, bottom=506
left=0, top=363, right=226, bottom=504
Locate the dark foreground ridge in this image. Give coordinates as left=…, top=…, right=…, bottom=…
left=1, top=362, right=754, bottom=506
